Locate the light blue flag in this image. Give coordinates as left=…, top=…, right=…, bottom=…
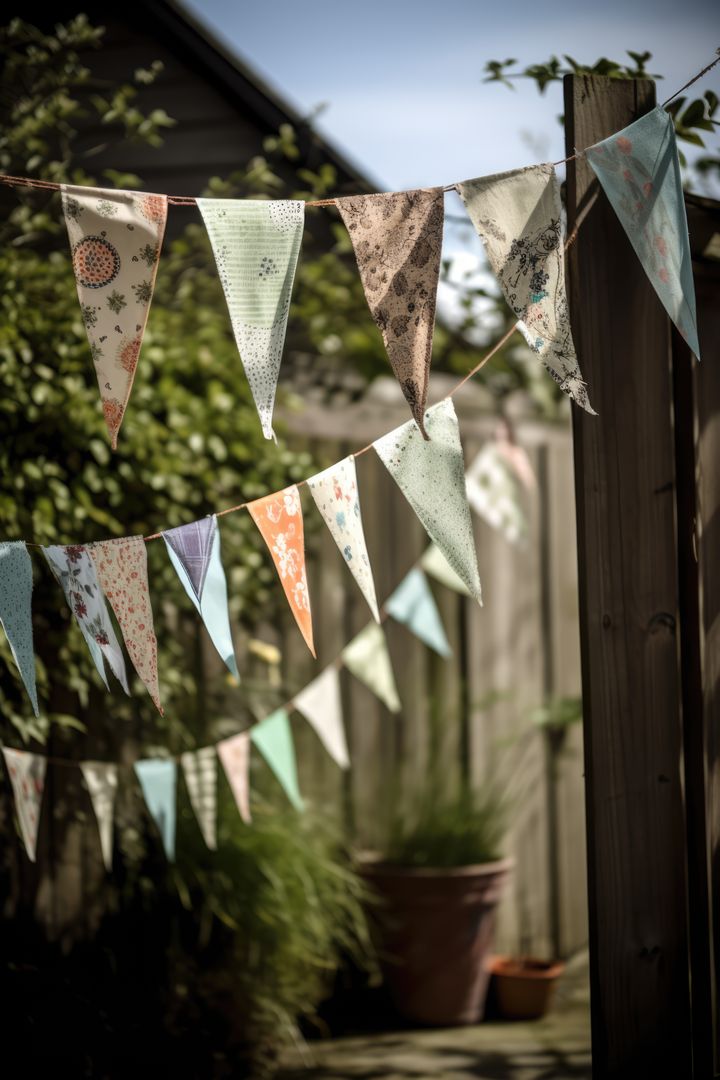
left=586, top=105, right=700, bottom=359
left=163, top=516, right=239, bottom=679
left=0, top=542, right=38, bottom=716
left=134, top=759, right=177, bottom=861
left=386, top=568, right=452, bottom=658
left=250, top=709, right=304, bottom=811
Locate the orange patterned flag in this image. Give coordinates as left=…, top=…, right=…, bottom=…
left=247, top=486, right=315, bottom=657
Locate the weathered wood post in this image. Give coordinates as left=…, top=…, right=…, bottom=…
left=564, top=76, right=693, bottom=1077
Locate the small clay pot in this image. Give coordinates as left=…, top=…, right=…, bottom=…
left=489, top=955, right=565, bottom=1020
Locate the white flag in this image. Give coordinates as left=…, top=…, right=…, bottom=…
left=2, top=747, right=46, bottom=862
left=181, top=747, right=218, bottom=850
left=81, top=761, right=118, bottom=871
left=294, top=667, right=350, bottom=769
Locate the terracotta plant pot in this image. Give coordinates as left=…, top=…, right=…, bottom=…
left=359, top=856, right=513, bottom=1026
left=489, top=955, right=565, bottom=1020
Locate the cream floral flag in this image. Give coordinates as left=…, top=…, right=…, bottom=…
left=2, top=747, right=46, bottom=862
left=457, top=166, right=594, bottom=414
left=306, top=456, right=380, bottom=622
left=80, top=761, right=118, bottom=871
left=61, top=184, right=167, bottom=448
left=217, top=731, right=251, bottom=825
left=181, top=746, right=218, bottom=850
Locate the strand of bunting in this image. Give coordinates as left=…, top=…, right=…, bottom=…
left=3, top=98, right=702, bottom=449
left=0, top=424, right=533, bottom=866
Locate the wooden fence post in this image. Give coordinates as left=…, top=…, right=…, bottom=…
left=564, top=76, right=693, bottom=1077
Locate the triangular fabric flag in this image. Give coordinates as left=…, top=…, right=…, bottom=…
left=247, top=486, right=315, bottom=656
left=465, top=443, right=528, bottom=544
left=134, top=759, right=176, bottom=861
left=43, top=544, right=129, bottom=694
left=2, top=747, right=46, bottom=862
left=197, top=198, right=305, bottom=440
left=420, top=544, right=471, bottom=596
left=80, top=761, right=118, bottom=871
left=335, top=188, right=444, bottom=438
left=385, top=568, right=452, bottom=658
left=181, top=746, right=218, bottom=850
left=217, top=731, right=251, bottom=824
left=294, top=666, right=349, bottom=769
left=163, top=516, right=238, bottom=678
left=373, top=398, right=482, bottom=603
left=341, top=622, right=401, bottom=714
left=250, top=709, right=304, bottom=810
left=0, top=542, right=39, bottom=716
left=306, top=455, right=380, bottom=622
left=89, top=537, right=162, bottom=714
left=586, top=105, right=700, bottom=359
left=61, top=184, right=167, bottom=448
left=457, top=166, right=594, bottom=413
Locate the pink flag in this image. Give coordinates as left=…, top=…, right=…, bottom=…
left=217, top=732, right=251, bottom=824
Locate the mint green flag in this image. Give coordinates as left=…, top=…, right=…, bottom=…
left=250, top=709, right=304, bottom=811
left=342, top=622, right=401, bottom=714
left=420, top=544, right=471, bottom=596
left=134, top=759, right=177, bottom=861
left=386, top=568, right=452, bottom=658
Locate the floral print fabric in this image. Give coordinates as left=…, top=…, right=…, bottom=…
left=586, top=105, right=700, bottom=359
left=197, top=198, right=305, bottom=440
left=2, top=747, right=46, bottom=862
left=247, top=485, right=315, bottom=657
left=0, top=541, right=39, bottom=716
left=61, top=184, right=167, bottom=448
left=457, top=166, right=594, bottom=414
left=89, top=536, right=162, bottom=714
left=306, top=455, right=380, bottom=623
left=335, top=189, right=444, bottom=439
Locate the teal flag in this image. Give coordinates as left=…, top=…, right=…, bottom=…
left=386, top=568, right=452, bottom=658
left=0, top=542, right=38, bottom=716
left=134, top=759, right=177, bottom=861
left=250, top=709, right=304, bottom=811
left=586, top=105, right=700, bottom=359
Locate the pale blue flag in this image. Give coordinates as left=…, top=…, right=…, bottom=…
left=586, top=105, right=700, bottom=358
left=250, top=709, right=304, bottom=811
left=163, top=515, right=239, bottom=679
left=134, top=759, right=177, bottom=861
left=386, top=568, right=452, bottom=658
left=0, top=542, right=39, bottom=716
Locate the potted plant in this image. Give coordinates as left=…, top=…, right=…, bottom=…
left=358, top=784, right=512, bottom=1026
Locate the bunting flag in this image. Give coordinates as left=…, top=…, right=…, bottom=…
left=197, top=198, right=305, bottom=440
left=420, top=544, right=471, bottom=596
left=89, top=537, right=162, bottom=714
left=80, top=761, right=118, bottom=871
left=457, top=166, right=594, bottom=413
left=247, top=486, right=315, bottom=656
left=306, top=455, right=380, bottom=622
left=43, top=544, right=129, bottom=694
left=162, top=516, right=238, bottom=678
left=2, top=747, right=46, bottom=862
left=134, top=759, right=176, bottom=861
left=0, top=542, right=39, bottom=716
left=465, top=443, right=528, bottom=544
left=61, top=184, right=167, bottom=448
left=180, top=746, right=217, bottom=850
left=341, top=622, right=401, bottom=714
left=385, top=568, right=452, bottom=658
left=250, top=709, right=304, bottom=811
left=217, top=731, right=251, bottom=824
left=294, top=666, right=349, bottom=769
left=586, top=105, right=700, bottom=358
left=373, top=398, right=482, bottom=603
left=336, top=189, right=444, bottom=438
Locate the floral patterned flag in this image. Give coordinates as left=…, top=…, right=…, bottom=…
left=2, top=747, right=46, bottom=862
left=586, top=106, right=700, bottom=359
left=80, top=761, right=118, bottom=871
left=247, top=486, right=315, bottom=656
left=385, top=568, right=452, bottom=658
left=465, top=443, right=528, bottom=545
left=163, top=516, right=238, bottom=678
left=61, top=184, right=167, bottom=448
left=457, top=166, right=594, bottom=413
left=306, top=456, right=380, bottom=623
left=197, top=198, right=305, bottom=440
left=335, top=189, right=444, bottom=438
left=251, top=709, right=304, bottom=811
left=181, top=746, right=218, bottom=850
left=217, top=731, right=251, bottom=824
left=134, top=759, right=176, bottom=861
left=89, top=537, right=162, bottom=714
left=43, top=544, right=129, bottom=694
left=341, top=622, right=401, bottom=714
left=0, top=541, right=39, bottom=716
left=294, top=666, right=349, bottom=769
left=373, top=398, right=482, bottom=603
